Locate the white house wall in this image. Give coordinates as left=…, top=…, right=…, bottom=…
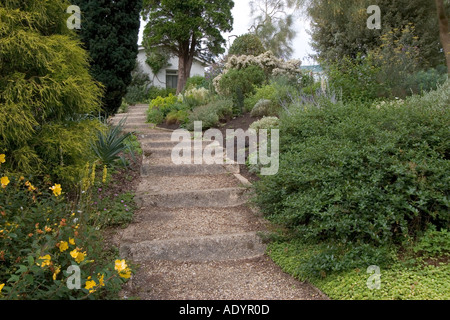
left=137, top=49, right=206, bottom=89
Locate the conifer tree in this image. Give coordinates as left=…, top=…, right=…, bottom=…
left=0, top=0, right=103, bottom=181
left=72, top=0, right=142, bottom=115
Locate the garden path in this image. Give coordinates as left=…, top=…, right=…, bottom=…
left=110, top=104, right=328, bottom=300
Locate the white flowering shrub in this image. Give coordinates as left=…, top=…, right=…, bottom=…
left=249, top=116, right=280, bottom=133
left=183, top=87, right=210, bottom=107
left=213, top=51, right=302, bottom=95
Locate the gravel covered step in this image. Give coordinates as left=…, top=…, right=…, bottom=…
left=140, top=163, right=236, bottom=176
left=120, top=257, right=328, bottom=300
left=118, top=206, right=267, bottom=243
left=136, top=174, right=241, bottom=194
left=141, top=139, right=213, bottom=150
left=119, top=232, right=266, bottom=262
left=136, top=187, right=248, bottom=208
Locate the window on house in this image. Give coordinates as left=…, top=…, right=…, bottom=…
left=166, top=70, right=178, bottom=89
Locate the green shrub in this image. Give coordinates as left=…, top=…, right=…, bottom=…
left=254, top=80, right=450, bottom=274
left=216, top=65, right=266, bottom=98
left=413, top=226, right=450, bottom=259
left=166, top=109, right=189, bottom=125
left=147, top=94, right=189, bottom=125
left=326, top=54, right=385, bottom=102
left=228, top=33, right=266, bottom=56
left=123, top=66, right=151, bottom=105
left=0, top=160, right=133, bottom=299
left=244, top=80, right=297, bottom=114
left=147, top=87, right=176, bottom=101
left=185, top=76, right=208, bottom=90
left=147, top=108, right=165, bottom=125
left=182, top=87, right=210, bottom=108
left=90, top=119, right=135, bottom=168
left=249, top=116, right=280, bottom=132
left=185, top=99, right=233, bottom=131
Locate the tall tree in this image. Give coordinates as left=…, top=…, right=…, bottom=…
left=72, top=0, right=142, bottom=115
left=142, top=0, right=234, bottom=94
left=249, top=0, right=301, bottom=59
left=435, top=0, right=450, bottom=73
left=307, top=0, right=448, bottom=68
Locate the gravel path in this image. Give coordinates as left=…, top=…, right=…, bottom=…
left=111, top=105, right=328, bottom=300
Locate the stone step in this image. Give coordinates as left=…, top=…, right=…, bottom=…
left=141, top=163, right=238, bottom=176
left=119, top=206, right=266, bottom=243
left=121, top=122, right=152, bottom=129
left=111, top=115, right=147, bottom=122
left=135, top=187, right=248, bottom=208
left=118, top=257, right=327, bottom=300
left=142, top=144, right=223, bottom=158
left=141, top=139, right=212, bottom=149
left=119, top=232, right=266, bottom=262
left=136, top=132, right=175, bottom=140
left=142, top=156, right=238, bottom=166
left=136, top=174, right=241, bottom=194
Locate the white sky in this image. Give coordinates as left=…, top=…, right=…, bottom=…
left=138, top=0, right=316, bottom=65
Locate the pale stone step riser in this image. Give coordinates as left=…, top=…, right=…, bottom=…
left=119, top=233, right=266, bottom=262
left=141, top=140, right=213, bottom=149
left=140, top=164, right=238, bottom=176
left=136, top=188, right=248, bottom=208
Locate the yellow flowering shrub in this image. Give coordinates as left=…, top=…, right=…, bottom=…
left=0, top=154, right=134, bottom=300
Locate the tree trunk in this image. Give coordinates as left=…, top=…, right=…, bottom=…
left=176, top=37, right=196, bottom=94
left=435, top=0, right=450, bottom=74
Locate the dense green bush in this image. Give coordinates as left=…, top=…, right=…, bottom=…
left=228, top=33, right=266, bottom=57
left=185, top=99, right=233, bottom=131
left=254, top=80, right=450, bottom=273
left=0, top=157, right=133, bottom=299
left=123, top=66, right=152, bottom=105
left=184, top=76, right=208, bottom=91
left=147, top=86, right=176, bottom=101
left=244, top=80, right=297, bottom=114
left=326, top=54, right=385, bottom=102
left=216, top=65, right=266, bottom=99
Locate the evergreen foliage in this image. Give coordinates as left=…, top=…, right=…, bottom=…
left=307, top=0, right=449, bottom=68
left=72, top=0, right=142, bottom=115
left=0, top=0, right=103, bottom=182
left=142, top=0, right=234, bottom=94
left=229, top=33, right=266, bottom=57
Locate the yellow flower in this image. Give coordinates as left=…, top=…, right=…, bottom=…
left=69, top=238, right=75, bottom=245
left=98, top=274, right=105, bottom=287
left=0, top=154, right=5, bottom=164
left=52, top=267, right=61, bottom=280
left=114, top=259, right=127, bottom=273
left=1, top=176, right=10, bottom=188
left=59, top=241, right=69, bottom=252
left=25, top=181, right=36, bottom=192
left=49, top=184, right=62, bottom=197
left=70, top=249, right=86, bottom=263
left=0, top=283, right=5, bottom=292
left=85, top=279, right=97, bottom=293
left=119, top=268, right=132, bottom=279
left=115, top=259, right=131, bottom=279
left=37, top=255, right=51, bottom=268
left=102, top=165, right=108, bottom=183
